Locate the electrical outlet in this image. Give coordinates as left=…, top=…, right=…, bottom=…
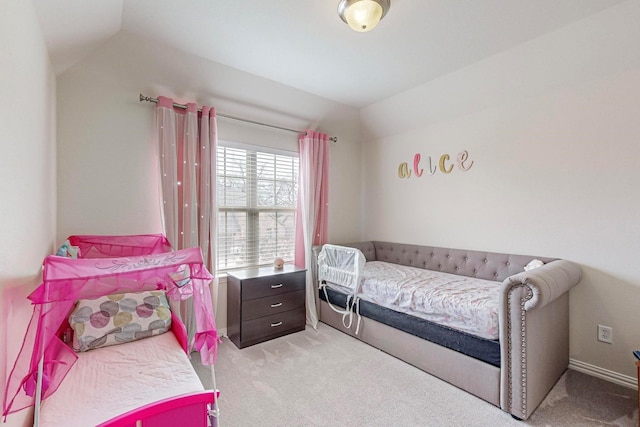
left=598, top=325, right=613, bottom=344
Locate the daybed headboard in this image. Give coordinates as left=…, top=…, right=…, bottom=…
left=337, top=241, right=556, bottom=282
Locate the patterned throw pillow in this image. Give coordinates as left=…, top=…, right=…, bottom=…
left=69, top=290, right=172, bottom=352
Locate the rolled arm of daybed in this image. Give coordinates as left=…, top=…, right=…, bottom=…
left=499, top=259, right=582, bottom=420
left=503, top=260, right=583, bottom=311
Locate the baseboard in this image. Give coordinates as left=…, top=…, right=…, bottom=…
left=569, top=358, right=637, bottom=390
left=218, top=328, right=228, bottom=338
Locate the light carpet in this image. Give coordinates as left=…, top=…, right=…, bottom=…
left=193, top=323, right=637, bottom=427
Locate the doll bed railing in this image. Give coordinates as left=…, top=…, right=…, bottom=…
left=317, top=244, right=366, bottom=333
left=3, top=234, right=221, bottom=427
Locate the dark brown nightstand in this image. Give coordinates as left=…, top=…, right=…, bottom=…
left=227, top=265, right=306, bottom=349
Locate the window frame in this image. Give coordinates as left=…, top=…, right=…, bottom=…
left=216, top=140, right=299, bottom=272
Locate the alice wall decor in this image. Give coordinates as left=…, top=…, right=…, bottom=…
left=398, top=150, right=474, bottom=179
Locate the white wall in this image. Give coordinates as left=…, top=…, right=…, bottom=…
left=0, top=1, right=57, bottom=425
left=56, top=31, right=362, bottom=331
left=360, top=0, right=640, bottom=381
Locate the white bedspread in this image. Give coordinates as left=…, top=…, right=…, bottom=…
left=40, top=331, right=204, bottom=427
left=359, top=261, right=501, bottom=340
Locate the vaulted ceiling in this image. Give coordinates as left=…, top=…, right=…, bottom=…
left=33, top=0, right=626, bottom=108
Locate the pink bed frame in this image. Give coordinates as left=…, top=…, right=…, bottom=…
left=97, top=391, right=220, bottom=427
left=3, top=234, right=220, bottom=427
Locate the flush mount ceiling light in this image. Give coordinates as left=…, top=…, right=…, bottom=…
left=337, top=0, right=390, bottom=33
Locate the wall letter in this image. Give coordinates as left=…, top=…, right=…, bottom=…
left=457, top=150, right=474, bottom=171
left=413, top=154, right=424, bottom=177
left=439, top=154, right=453, bottom=174
left=426, top=156, right=436, bottom=175
left=398, top=162, right=412, bottom=178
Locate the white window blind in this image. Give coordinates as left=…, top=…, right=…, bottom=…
left=217, top=143, right=299, bottom=271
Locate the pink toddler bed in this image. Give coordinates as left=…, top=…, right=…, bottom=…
left=3, top=234, right=220, bottom=427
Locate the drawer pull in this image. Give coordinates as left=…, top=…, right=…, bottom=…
left=271, top=302, right=283, bottom=308
left=271, top=321, right=283, bottom=327
left=271, top=283, right=283, bottom=289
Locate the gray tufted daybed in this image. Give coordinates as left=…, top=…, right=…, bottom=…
left=312, top=241, right=582, bottom=420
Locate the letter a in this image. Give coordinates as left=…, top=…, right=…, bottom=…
left=398, top=162, right=412, bottom=178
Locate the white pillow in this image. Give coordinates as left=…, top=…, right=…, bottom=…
left=524, top=259, right=544, bottom=271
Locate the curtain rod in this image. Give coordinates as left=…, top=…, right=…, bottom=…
left=139, top=94, right=337, bottom=143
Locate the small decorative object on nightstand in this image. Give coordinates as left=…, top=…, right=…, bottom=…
left=227, top=265, right=306, bottom=349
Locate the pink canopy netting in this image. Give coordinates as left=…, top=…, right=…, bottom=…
left=2, top=235, right=219, bottom=418
left=67, top=234, right=173, bottom=259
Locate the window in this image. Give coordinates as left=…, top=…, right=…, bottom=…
left=217, top=142, right=299, bottom=271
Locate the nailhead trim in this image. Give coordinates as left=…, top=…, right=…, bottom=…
left=506, top=284, right=533, bottom=419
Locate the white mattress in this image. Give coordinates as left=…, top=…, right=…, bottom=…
left=40, top=331, right=205, bottom=427
left=358, top=261, right=502, bottom=340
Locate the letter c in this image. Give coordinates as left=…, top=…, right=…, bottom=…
left=439, top=154, right=453, bottom=174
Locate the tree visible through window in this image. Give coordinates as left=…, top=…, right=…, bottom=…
left=217, top=143, right=298, bottom=271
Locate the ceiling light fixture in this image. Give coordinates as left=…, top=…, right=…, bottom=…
left=337, top=0, right=390, bottom=33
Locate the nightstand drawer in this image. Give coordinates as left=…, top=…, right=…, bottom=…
left=241, top=271, right=305, bottom=300
left=241, top=308, right=305, bottom=344
left=242, top=290, right=305, bottom=321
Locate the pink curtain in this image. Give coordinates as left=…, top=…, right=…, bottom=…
left=156, top=96, right=218, bottom=347
left=295, top=131, right=329, bottom=328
